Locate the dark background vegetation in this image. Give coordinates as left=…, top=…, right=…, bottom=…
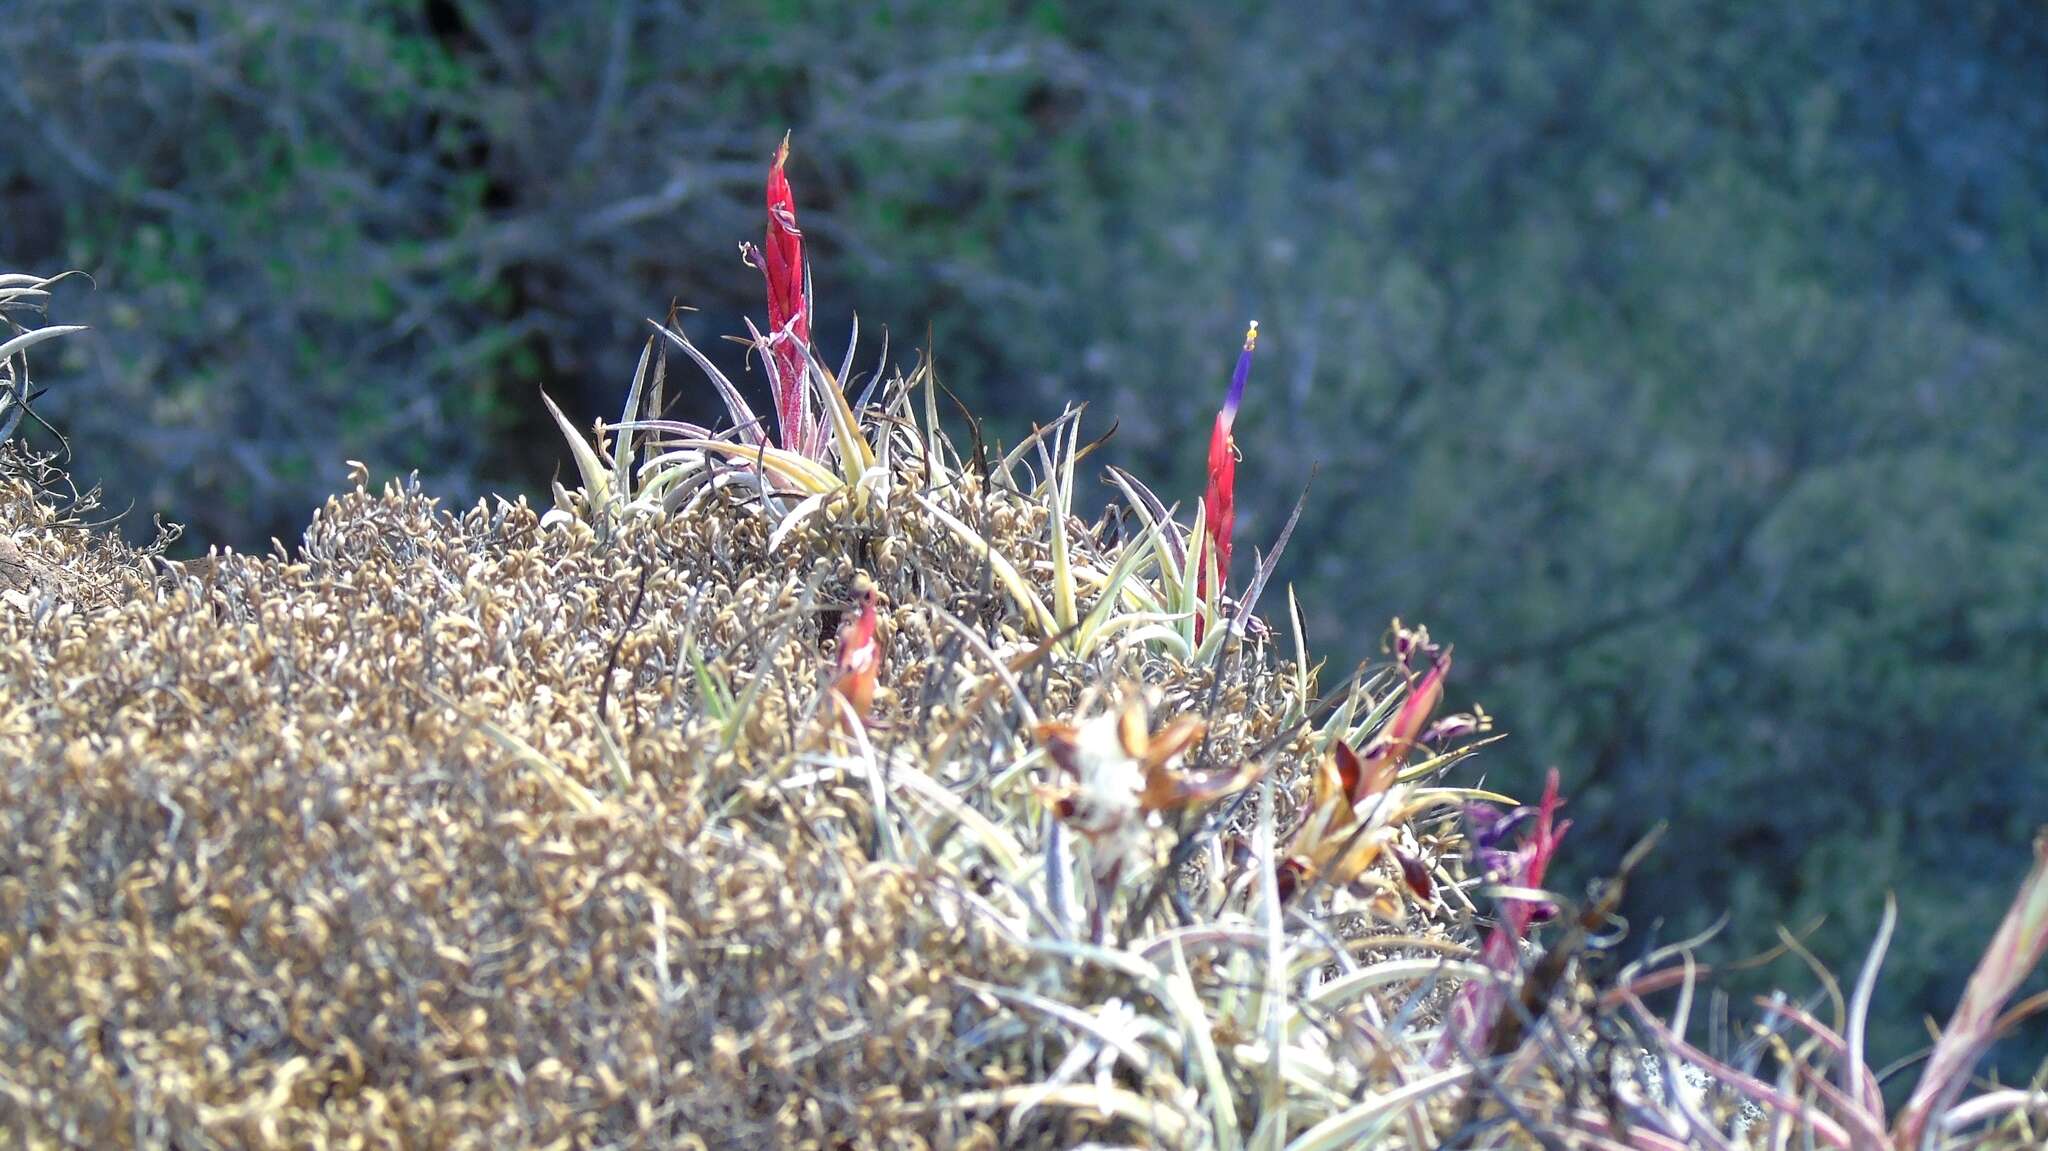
left=6, top=0, right=2045, bottom=1079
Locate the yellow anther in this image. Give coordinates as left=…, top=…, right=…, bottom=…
left=1244, top=320, right=1260, bottom=351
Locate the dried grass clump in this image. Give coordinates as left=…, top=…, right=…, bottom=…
left=5, top=191, right=2047, bottom=1151
left=0, top=440, right=169, bottom=614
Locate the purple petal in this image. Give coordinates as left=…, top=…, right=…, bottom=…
left=1469, top=804, right=1532, bottom=851
left=1222, top=321, right=1258, bottom=423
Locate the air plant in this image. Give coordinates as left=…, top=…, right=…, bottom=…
left=551, top=240, right=1286, bottom=675
left=1269, top=639, right=1470, bottom=903
left=743, top=131, right=817, bottom=457
left=649, top=119, right=878, bottom=495
left=1275, top=738, right=1468, bottom=913
left=1432, top=768, right=1571, bottom=1067
left=1891, top=829, right=2048, bottom=1148
left=1595, top=827, right=2048, bottom=1151
left=1, top=271, right=88, bottom=443
left=1196, top=321, right=1258, bottom=641
left=543, top=138, right=885, bottom=531
left=1034, top=690, right=1257, bottom=939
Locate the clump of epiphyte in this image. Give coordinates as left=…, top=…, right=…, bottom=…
left=510, top=139, right=2048, bottom=1151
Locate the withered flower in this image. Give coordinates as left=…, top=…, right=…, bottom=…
left=1035, top=692, right=1249, bottom=879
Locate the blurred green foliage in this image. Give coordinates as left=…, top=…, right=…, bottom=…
left=5, top=0, right=2044, bottom=1081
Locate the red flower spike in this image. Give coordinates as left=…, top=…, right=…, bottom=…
left=1196, top=321, right=1258, bottom=640
left=1521, top=769, right=1570, bottom=895
left=762, top=132, right=812, bottom=454
left=831, top=580, right=882, bottom=722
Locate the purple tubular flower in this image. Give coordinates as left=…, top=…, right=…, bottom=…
left=1469, top=804, right=1533, bottom=852
left=1220, top=326, right=1256, bottom=428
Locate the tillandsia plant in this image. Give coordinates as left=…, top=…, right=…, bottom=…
left=545, top=137, right=1305, bottom=672
left=1274, top=638, right=1469, bottom=913
left=1892, top=830, right=2048, bottom=1149
left=1430, top=766, right=1570, bottom=1067
left=1587, top=831, right=2048, bottom=1151
left=541, top=132, right=881, bottom=536
left=1032, top=690, right=1261, bottom=940
left=1, top=271, right=88, bottom=443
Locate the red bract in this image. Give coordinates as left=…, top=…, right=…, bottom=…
left=1356, top=648, right=1451, bottom=783
left=761, top=132, right=812, bottom=454
left=831, top=581, right=882, bottom=722
left=1432, top=768, right=1571, bottom=1066
left=1197, top=322, right=1258, bottom=639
